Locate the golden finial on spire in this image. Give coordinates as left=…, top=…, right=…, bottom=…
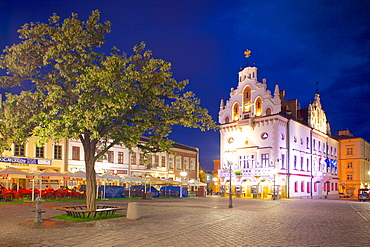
left=244, top=49, right=251, bottom=58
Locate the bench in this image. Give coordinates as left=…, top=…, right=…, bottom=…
left=53, top=205, right=124, bottom=218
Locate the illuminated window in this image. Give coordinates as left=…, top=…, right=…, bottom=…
left=161, top=156, right=166, bottom=167
left=243, top=86, right=251, bottom=112
left=131, top=153, right=137, bottom=165
left=255, top=97, right=262, bottom=116
left=118, top=152, right=124, bottom=164
left=233, top=103, right=239, bottom=122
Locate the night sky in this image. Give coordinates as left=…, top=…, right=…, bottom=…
left=0, top=0, right=369, bottom=170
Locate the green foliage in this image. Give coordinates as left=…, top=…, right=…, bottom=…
left=0, top=10, right=217, bottom=210
left=234, top=171, right=242, bottom=175
left=53, top=213, right=125, bottom=222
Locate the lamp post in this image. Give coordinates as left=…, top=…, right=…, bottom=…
left=179, top=171, right=187, bottom=198
left=272, top=159, right=280, bottom=200
left=228, top=161, right=233, bottom=208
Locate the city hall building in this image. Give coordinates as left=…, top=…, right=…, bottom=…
left=218, top=65, right=339, bottom=199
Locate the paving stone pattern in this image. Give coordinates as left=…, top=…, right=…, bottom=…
left=0, top=197, right=369, bottom=247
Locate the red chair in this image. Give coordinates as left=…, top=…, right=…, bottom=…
left=2, top=191, right=13, bottom=201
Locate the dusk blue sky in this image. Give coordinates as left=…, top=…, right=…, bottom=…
left=0, top=0, right=369, bottom=170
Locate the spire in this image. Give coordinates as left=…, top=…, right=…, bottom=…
left=316, top=81, right=319, bottom=94
left=274, top=81, right=280, bottom=97
left=220, top=97, right=225, bottom=109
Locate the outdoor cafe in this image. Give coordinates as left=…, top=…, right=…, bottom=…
left=0, top=167, right=207, bottom=202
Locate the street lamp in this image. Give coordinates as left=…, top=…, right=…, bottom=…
left=179, top=171, right=187, bottom=198
left=272, top=159, right=280, bottom=200
left=228, top=161, right=233, bottom=208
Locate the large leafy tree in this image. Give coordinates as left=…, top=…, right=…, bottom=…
left=0, top=11, right=216, bottom=210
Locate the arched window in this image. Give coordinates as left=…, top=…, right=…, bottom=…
left=233, top=103, right=239, bottom=122
left=255, top=97, right=262, bottom=116
left=225, top=116, right=230, bottom=124
left=266, top=107, right=271, bottom=116
left=243, top=86, right=251, bottom=112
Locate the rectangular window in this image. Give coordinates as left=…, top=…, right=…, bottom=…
left=306, top=137, right=309, bottom=149
left=14, top=144, right=25, bottom=156
left=261, top=154, right=269, bottom=168
left=347, top=175, right=353, bottom=180
left=294, top=155, right=297, bottom=170
left=107, top=151, right=114, bottom=163
left=294, top=181, right=298, bottom=192
left=314, top=182, right=317, bottom=192
left=161, top=156, right=166, bottom=167
left=307, top=182, right=311, bottom=193
left=281, top=154, right=285, bottom=169
left=176, top=156, right=182, bottom=170
left=139, top=154, right=145, bottom=165
left=131, top=153, right=137, bottom=165
left=154, top=155, right=159, bottom=167
left=35, top=146, right=44, bottom=158
left=301, top=181, right=304, bottom=192
left=184, top=157, right=189, bottom=171
left=300, top=157, right=304, bottom=171
left=347, top=162, right=353, bottom=168
left=190, top=158, right=195, bottom=171
left=72, top=146, right=80, bottom=160
left=168, top=155, right=174, bottom=169
left=54, top=145, right=62, bottom=160
left=306, top=158, right=310, bottom=171
left=346, top=147, right=353, bottom=155
left=118, top=152, right=124, bottom=164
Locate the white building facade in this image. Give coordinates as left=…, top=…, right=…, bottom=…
left=67, top=138, right=199, bottom=181
left=218, top=66, right=339, bottom=199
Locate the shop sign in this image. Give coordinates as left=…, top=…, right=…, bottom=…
left=0, top=157, right=51, bottom=165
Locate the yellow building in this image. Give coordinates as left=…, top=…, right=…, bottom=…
left=0, top=137, right=67, bottom=188
left=333, top=130, right=370, bottom=198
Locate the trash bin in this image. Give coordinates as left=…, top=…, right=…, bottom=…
left=142, top=192, right=152, bottom=200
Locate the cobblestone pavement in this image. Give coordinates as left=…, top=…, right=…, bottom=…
left=0, top=197, right=370, bottom=247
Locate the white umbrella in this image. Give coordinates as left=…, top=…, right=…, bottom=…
left=98, top=173, right=124, bottom=199
left=121, top=177, right=147, bottom=197
left=0, top=167, right=31, bottom=191
left=33, top=169, right=67, bottom=197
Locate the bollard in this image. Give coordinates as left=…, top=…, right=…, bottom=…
left=33, top=196, right=46, bottom=223
left=126, top=202, right=140, bottom=220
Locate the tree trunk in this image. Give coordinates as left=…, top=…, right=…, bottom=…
left=84, top=140, right=97, bottom=211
